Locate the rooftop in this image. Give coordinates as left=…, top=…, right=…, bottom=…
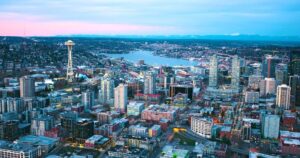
left=18, top=135, right=58, bottom=146
left=161, top=145, right=189, bottom=158
left=280, top=131, right=300, bottom=139
left=283, top=138, right=300, bottom=146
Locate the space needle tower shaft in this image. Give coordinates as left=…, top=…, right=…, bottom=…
left=65, top=40, right=75, bottom=82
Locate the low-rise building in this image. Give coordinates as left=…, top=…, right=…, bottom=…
left=191, top=117, right=213, bottom=138
left=0, top=142, right=42, bottom=158
left=127, top=101, right=144, bottom=116
left=108, top=145, right=149, bottom=158
left=18, top=135, right=58, bottom=154
left=141, top=104, right=178, bottom=122
left=84, top=135, right=110, bottom=149
left=161, top=145, right=189, bottom=158
left=148, top=125, right=161, bottom=137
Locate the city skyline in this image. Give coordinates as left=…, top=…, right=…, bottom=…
left=0, top=0, right=300, bottom=36
left=0, top=1, right=300, bottom=157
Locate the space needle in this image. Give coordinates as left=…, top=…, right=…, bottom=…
left=65, top=40, right=75, bottom=82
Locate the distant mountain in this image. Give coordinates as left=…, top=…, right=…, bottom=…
left=54, top=34, right=300, bottom=42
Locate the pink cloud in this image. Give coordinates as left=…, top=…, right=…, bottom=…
left=0, top=14, right=175, bottom=36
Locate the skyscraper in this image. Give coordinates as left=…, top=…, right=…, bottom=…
left=275, top=63, right=288, bottom=85
left=289, top=75, right=300, bottom=107
left=20, top=76, right=35, bottom=98
left=114, top=83, right=128, bottom=113
left=262, top=114, right=280, bottom=139
left=144, top=72, right=156, bottom=94
left=101, top=78, right=114, bottom=104
left=289, top=50, right=300, bottom=75
left=82, top=90, right=95, bottom=110
left=276, top=84, right=291, bottom=110
left=164, top=73, right=175, bottom=90
left=209, top=55, right=218, bottom=88
left=231, top=55, right=240, bottom=90
left=259, top=78, right=276, bottom=96
left=262, top=55, right=280, bottom=78
left=65, top=40, right=75, bottom=82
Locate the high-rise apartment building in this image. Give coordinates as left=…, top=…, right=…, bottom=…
left=275, top=63, right=288, bottom=85
left=231, top=55, right=240, bottom=90
left=262, top=55, right=280, bottom=78
left=276, top=84, right=291, bottom=110
left=101, top=78, right=114, bottom=104
left=289, top=50, right=300, bottom=75
left=144, top=72, right=156, bottom=94
left=209, top=55, right=218, bottom=87
left=82, top=90, right=95, bottom=110
left=259, top=78, right=276, bottom=96
left=20, top=76, right=35, bottom=98
left=289, top=75, right=300, bottom=107
left=114, top=83, right=128, bottom=113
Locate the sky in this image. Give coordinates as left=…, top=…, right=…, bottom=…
left=0, top=0, right=300, bottom=36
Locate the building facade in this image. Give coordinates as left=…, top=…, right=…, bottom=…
left=209, top=55, right=218, bottom=88
left=20, top=76, right=35, bottom=98
left=259, top=78, right=276, bottom=96
left=191, top=117, right=213, bottom=138
left=144, top=72, right=156, bottom=95
left=114, top=83, right=128, bottom=113
left=262, top=115, right=280, bottom=139
left=101, top=78, right=115, bottom=104
left=276, top=84, right=291, bottom=110
left=82, top=90, right=95, bottom=110
left=231, top=55, right=240, bottom=90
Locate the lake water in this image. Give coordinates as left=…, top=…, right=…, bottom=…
left=104, top=50, right=198, bottom=67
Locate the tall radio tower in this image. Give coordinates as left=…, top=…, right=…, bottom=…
left=65, top=40, right=75, bottom=82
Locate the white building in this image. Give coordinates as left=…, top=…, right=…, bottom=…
left=127, top=101, right=144, bottom=116
left=101, top=78, right=114, bottom=104
left=231, top=55, right=240, bottom=90
left=144, top=72, right=156, bottom=94
left=191, top=117, right=213, bottom=138
left=0, top=143, right=42, bottom=158
left=262, top=114, right=280, bottom=139
left=260, top=78, right=276, bottom=96
left=208, top=55, right=218, bottom=88
left=276, top=84, right=291, bottom=110
left=114, top=84, right=128, bottom=113
left=128, top=124, right=148, bottom=137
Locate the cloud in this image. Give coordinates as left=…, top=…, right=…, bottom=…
left=0, top=13, right=178, bottom=36
left=0, top=0, right=299, bottom=36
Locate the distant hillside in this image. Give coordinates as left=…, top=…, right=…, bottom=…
left=54, top=34, right=300, bottom=42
